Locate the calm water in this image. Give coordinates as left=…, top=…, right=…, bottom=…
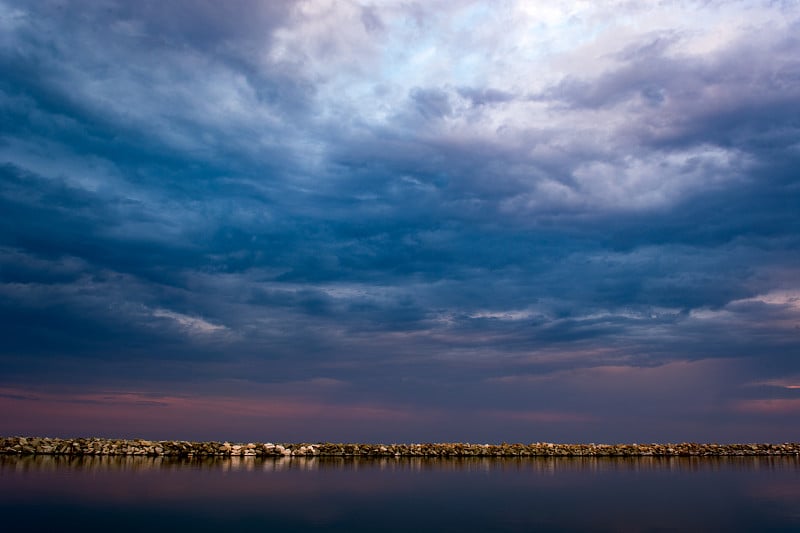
left=1, top=455, right=799, bottom=532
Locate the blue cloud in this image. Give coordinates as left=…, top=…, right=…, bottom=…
left=1, top=0, right=799, bottom=441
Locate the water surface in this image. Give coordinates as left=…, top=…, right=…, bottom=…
left=2, top=455, right=798, bottom=531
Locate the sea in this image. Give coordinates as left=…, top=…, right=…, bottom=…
left=1, top=454, right=798, bottom=531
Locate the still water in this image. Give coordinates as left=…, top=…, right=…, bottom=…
left=2, top=455, right=798, bottom=532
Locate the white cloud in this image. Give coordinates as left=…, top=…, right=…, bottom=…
left=152, top=309, right=228, bottom=335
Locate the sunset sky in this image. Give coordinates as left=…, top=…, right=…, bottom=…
left=1, top=0, right=799, bottom=443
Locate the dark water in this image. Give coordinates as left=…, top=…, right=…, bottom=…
left=1, top=455, right=799, bottom=532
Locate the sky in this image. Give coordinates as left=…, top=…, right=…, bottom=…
left=1, top=0, right=799, bottom=444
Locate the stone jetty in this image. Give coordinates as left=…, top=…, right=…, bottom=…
left=2, top=437, right=799, bottom=457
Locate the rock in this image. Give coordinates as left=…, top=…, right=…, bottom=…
left=0, top=436, right=798, bottom=457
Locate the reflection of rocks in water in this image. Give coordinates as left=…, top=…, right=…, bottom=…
left=3, top=447, right=799, bottom=533
left=2, top=436, right=800, bottom=459
left=1, top=451, right=798, bottom=476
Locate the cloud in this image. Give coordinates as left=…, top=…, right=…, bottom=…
left=151, top=309, right=228, bottom=336
left=456, top=86, right=515, bottom=107
left=409, top=87, right=453, bottom=120
left=0, top=0, right=799, bottom=441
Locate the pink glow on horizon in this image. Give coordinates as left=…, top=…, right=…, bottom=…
left=0, top=386, right=420, bottom=440
left=477, top=409, right=596, bottom=424
left=487, top=359, right=740, bottom=404
left=732, top=398, right=800, bottom=415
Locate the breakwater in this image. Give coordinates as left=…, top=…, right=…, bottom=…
left=2, top=437, right=799, bottom=457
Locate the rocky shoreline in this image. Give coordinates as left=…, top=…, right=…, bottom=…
left=2, top=437, right=799, bottom=457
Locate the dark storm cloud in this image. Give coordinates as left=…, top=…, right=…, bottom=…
left=456, top=87, right=515, bottom=107
left=410, top=87, right=453, bottom=119
left=1, top=0, right=799, bottom=441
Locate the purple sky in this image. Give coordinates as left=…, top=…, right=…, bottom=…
left=1, top=0, right=799, bottom=443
